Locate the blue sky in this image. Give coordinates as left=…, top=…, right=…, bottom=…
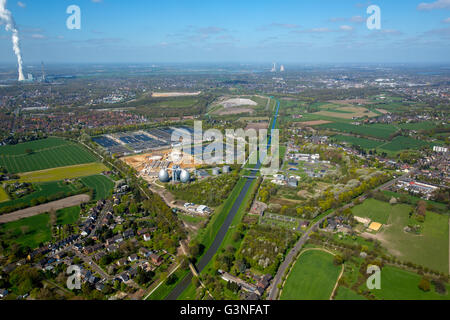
left=1, top=0, right=450, bottom=64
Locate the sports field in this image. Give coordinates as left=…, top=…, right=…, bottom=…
left=0, top=206, right=80, bottom=249
left=19, top=163, right=108, bottom=183
left=381, top=206, right=449, bottom=274
left=0, top=138, right=97, bottom=174
left=366, top=265, right=450, bottom=300
left=280, top=249, right=341, bottom=300
left=80, top=175, right=114, bottom=200
left=352, top=198, right=391, bottom=224
left=358, top=199, right=449, bottom=274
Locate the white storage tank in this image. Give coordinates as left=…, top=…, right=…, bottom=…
left=180, top=170, right=191, bottom=183
left=158, top=169, right=170, bottom=183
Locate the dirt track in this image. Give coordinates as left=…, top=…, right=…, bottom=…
left=0, top=194, right=90, bottom=224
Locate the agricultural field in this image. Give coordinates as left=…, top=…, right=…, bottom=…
left=319, top=122, right=398, bottom=140
left=80, top=175, right=115, bottom=201
left=0, top=206, right=80, bottom=249
left=313, top=105, right=378, bottom=119
left=365, top=266, right=450, bottom=300
left=378, top=136, right=432, bottom=152
left=19, top=163, right=108, bottom=183
left=397, top=121, right=439, bottom=131
left=331, top=135, right=384, bottom=149
left=0, top=138, right=97, bottom=174
left=280, top=249, right=341, bottom=300
left=357, top=199, right=449, bottom=274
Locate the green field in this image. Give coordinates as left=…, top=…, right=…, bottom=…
left=80, top=175, right=115, bottom=200
left=366, top=266, right=450, bottom=300
left=355, top=199, right=449, bottom=273
left=280, top=249, right=341, bottom=300
left=334, top=286, right=367, bottom=300
left=332, top=135, right=384, bottom=149
left=319, top=122, right=397, bottom=139
left=381, top=205, right=449, bottom=273
left=19, top=163, right=108, bottom=183
left=0, top=206, right=80, bottom=249
left=397, top=121, right=439, bottom=131
left=0, top=138, right=97, bottom=174
left=352, top=198, right=391, bottom=224
left=0, top=186, right=9, bottom=203
left=378, top=136, right=432, bottom=152
left=0, top=180, right=83, bottom=212
left=56, top=205, right=81, bottom=225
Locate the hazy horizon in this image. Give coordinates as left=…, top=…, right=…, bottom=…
left=1, top=0, right=450, bottom=65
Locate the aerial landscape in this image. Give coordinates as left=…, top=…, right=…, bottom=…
left=0, top=0, right=449, bottom=310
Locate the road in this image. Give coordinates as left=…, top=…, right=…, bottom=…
left=267, top=170, right=415, bottom=300
left=165, top=99, right=280, bottom=300
left=74, top=250, right=112, bottom=280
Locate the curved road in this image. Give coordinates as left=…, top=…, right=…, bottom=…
left=166, top=99, right=280, bottom=300
left=268, top=170, right=414, bottom=300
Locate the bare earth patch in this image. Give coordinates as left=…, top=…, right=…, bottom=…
left=0, top=194, right=90, bottom=224
left=245, top=122, right=269, bottom=131
left=314, top=108, right=378, bottom=119
left=222, top=98, right=257, bottom=108
left=152, top=92, right=201, bottom=98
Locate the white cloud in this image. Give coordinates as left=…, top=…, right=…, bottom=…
left=417, top=0, right=450, bottom=10
left=340, top=25, right=354, bottom=31
left=270, top=23, right=301, bottom=29
left=17, top=1, right=26, bottom=8
left=309, top=28, right=332, bottom=33
left=31, top=34, right=46, bottom=39
left=350, top=16, right=365, bottom=23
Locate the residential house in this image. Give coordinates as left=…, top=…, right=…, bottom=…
left=128, top=254, right=138, bottom=262
left=123, top=229, right=134, bottom=239
left=149, top=253, right=163, bottom=266
left=0, top=289, right=8, bottom=299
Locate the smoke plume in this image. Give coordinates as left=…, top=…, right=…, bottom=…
left=0, top=0, right=25, bottom=81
